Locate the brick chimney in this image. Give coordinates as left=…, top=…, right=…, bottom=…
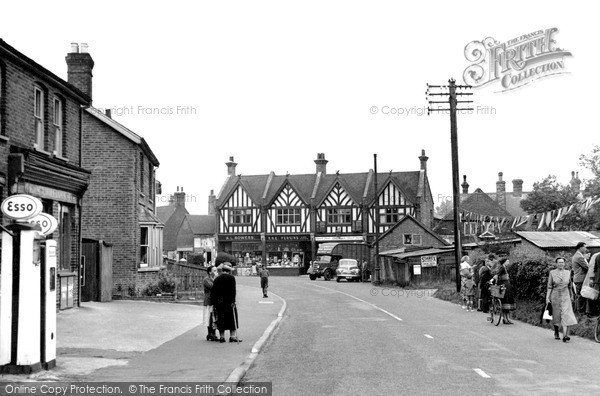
left=512, top=179, right=523, bottom=197
left=570, top=171, right=581, bottom=192
left=66, top=42, right=94, bottom=101
left=419, top=149, right=428, bottom=171
left=314, top=153, right=328, bottom=174
left=174, top=186, right=186, bottom=207
left=208, top=189, right=216, bottom=215
left=226, top=156, right=237, bottom=176
left=496, top=172, right=506, bottom=208
left=461, top=175, right=469, bottom=194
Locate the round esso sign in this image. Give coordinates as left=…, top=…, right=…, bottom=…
left=1, top=194, right=43, bottom=221
left=28, top=212, right=58, bottom=236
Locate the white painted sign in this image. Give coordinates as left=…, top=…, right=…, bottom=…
left=413, top=264, right=422, bottom=275
left=28, top=212, right=58, bottom=236
left=420, top=256, right=438, bottom=268
left=1, top=194, right=43, bottom=221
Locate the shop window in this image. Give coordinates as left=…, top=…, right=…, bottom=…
left=276, top=208, right=301, bottom=225
left=53, top=97, right=64, bottom=157
left=403, top=233, right=422, bottom=246
left=59, top=205, right=72, bottom=270
left=34, top=86, right=45, bottom=149
left=230, top=209, right=252, bottom=225
left=327, top=208, right=352, bottom=225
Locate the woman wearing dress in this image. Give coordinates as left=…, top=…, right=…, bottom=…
left=203, top=265, right=218, bottom=341
left=493, top=257, right=516, bottom=324
left=546, top=257, right=577, bottom=342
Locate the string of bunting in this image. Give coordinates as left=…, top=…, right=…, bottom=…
left=458, top=194, right=600, bottom=233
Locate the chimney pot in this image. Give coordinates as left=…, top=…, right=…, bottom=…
left=70, top=43, right=79, bottom=53
left=105, top=109, right=112, bottom=118
left=226, top=157, right=238, bottom=176
left=461, top=175, right=469, bottom=194
left=498, top=172, right=503, bottom=181
left=418, top=149, right=429, bottom=171
left=512, top=179, right=523, bottom=197
left=80, top=43, right=89, bottom=53
left=496, top=172, right=506, bottom=208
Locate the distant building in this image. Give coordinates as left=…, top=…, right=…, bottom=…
left=157, top=187, right=190, bottom=259
left=513, top=231, right=600, bottom=258
left=214, top=151, right=434, bottom=271
left=1, top=39, right=91, bottom=309
left=69, top=44, right=164, bottom=297
left=176, top=214, right=216, bottom=264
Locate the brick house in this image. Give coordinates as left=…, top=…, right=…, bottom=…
left=65, top=44, right=164, bottom=296
left=176, top=214, right=217, bottom=264
left=1, top=39, right=91, bottom=308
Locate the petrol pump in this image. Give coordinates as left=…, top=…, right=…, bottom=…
left=0, top=195, right=58, bottom=374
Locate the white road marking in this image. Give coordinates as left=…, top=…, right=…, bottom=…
left=258, top=301, right=274, bottom=304
left=473, top=368, right=491, bottom=378
left=424, top=334, right=434, bottom=339
left=308, top=283, right=403, bottom=321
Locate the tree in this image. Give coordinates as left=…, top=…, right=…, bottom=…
left=435, top=198, right=453, bottom=217
left=520, top=175, right=579, bottom=214
left=187, top=253, right=205, bottom=266
left=579, top=145, right=600, bottom=198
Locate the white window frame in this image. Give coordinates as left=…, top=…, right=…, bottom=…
left=140, top=226, right=149, bottom=266
left=403, top=233, right=422, bottom=246
left=53, top=97, right=63, bottom=157
left=34, top=86, right=45, bottom=149
left=276, top=208, right=301, bottom=225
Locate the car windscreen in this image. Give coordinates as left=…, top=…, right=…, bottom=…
left=338, top=259, right=358, bottom=268
left=316, top=255, right=332, bottom=263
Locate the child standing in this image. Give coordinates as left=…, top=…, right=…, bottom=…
left=463, top=274, right=476, bottom=311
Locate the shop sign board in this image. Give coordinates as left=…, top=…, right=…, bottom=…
left=420, top=256, right=438, bottom=268
left=1, top=194, right=43, bottom=221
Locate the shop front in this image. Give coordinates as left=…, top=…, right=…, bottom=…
left=218, top=234, right=263, bottom=267
left=265, top=234, right=311, bottom=276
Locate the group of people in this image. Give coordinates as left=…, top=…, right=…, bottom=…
left=459, top=242, right=600, bottom=343
left=202, top=262, right=271, bottom=343
left=460, top=254, right=516, bottom=324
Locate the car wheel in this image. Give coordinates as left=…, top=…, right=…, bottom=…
left=309, top=274, right=316, bottom=281
left=336, top=277, right=341, bottom=282
left=324, top=270, right=333, bottom=281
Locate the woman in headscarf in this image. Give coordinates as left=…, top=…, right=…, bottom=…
left=203, top=265, right=218, bottom=341
left=546, top=257, right=577, bottom=342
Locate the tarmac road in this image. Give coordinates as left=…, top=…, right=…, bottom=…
left=237, top=276, right=600, bottom=396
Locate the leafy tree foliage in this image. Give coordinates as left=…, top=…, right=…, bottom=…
left=520, top=175, right=579, bottom=214
left=435, top=198, right=453, bottom=217
left=579, top=145, right=600, bottom=198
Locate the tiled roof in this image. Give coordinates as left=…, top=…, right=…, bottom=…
left=156, top=205, right=177, bottom=223
left=217, top=170, right=422, bottom=208
left=377, top=215, right=450, bottom=246
left=445, top=188, right=512, bottom=220
left=139, top=207, right=163, bottom=224
left=186, top=215, right=216, bottom=235
left=486, top=192, right=530, bottom=217
left=515, top=231, right=600, bottom=249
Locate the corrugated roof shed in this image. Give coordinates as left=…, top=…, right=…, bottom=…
left=515, top=231, right=600, bottom=249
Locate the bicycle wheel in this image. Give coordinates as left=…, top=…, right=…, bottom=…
left=595, top=318, right=600, bottom=343
left=493, top=298, right=502, bottom=326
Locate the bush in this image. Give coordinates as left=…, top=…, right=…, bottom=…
left=187, top=253, right=205, bottom=266
left=507, top=251, right=554, bottom=301
left=214, top=252, right=237, bottom=266
left=142, top=283, right=162, bottom=296
left=158, top=273, right=176, bottom=293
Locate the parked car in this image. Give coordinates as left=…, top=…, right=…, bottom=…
left=307, top=242, right=370, bottom=281
left=336, top=259, right=361, bottom=282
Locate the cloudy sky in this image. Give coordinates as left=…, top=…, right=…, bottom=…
left=2, top=1, right=597, bottom=214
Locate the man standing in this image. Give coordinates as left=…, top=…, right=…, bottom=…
left=572, top=242, right=589, bottom=315
left=259, top=264, right=270, bottom=298
left=212, top=263, right=242, bottom=343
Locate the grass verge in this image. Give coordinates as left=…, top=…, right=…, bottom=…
left=432, top=283, right=599, bottom=342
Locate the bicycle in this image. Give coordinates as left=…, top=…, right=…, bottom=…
left=488, top=284, right=506, bottom=326
left=594, top=315, right=600, bottom=343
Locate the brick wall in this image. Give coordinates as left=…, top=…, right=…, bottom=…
left=81, top=112, right=160, bottom=293
left=378, top=218, right=446, bottom=252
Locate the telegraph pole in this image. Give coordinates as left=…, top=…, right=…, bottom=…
left=426, top=78, right=473, bottom=292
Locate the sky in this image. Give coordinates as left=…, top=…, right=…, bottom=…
left=2, top=1, right=597, bottom=214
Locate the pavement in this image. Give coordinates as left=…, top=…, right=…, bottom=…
left=0, top=282, right=285, bottom=385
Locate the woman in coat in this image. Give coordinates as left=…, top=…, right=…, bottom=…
left=546, top=257, right=577, bottom=342
left=211, top=264, right=242, bottom=343
left=479, top=259, right=494, bottom=314
left=203, top=265, right=218, bottom=341
left=493, top=257, right=516, bottom=324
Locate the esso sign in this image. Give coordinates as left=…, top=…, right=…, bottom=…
left=1, top=194, right=43, bottom=221
left=28, top=212, right=58, bottom=236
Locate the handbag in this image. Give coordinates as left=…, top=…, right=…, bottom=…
left=581, top=285, right=599, bottom=300
left=542, top=302, right=553, bottom=322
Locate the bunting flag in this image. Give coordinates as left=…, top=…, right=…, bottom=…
left=455, top=193, right=600, bottom=233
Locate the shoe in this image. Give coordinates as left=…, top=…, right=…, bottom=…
left=219, top=338, right=226, bottom=343
left=263, top=295, right=267, bottom=298
left=562, top=336, right=570, bottom=343
left=503, top=320, right=514, bottom=325
left=554, top=334, right=560, bottom=340
left=229, top=337, right=243, bottom=343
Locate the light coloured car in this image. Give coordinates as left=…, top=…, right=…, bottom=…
left=336, top=259, right=361, bottom=282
